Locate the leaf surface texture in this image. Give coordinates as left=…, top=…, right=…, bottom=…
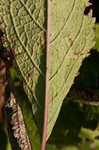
left=0, top=0, right=95, bottom=140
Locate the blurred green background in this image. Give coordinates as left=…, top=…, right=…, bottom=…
left=0, top=0, right=99, bottom=150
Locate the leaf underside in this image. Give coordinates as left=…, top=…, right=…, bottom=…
left=0, top=0, right=95, bottom=142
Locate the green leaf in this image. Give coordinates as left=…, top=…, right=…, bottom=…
left=0, top=0, right=95, bottom=141
left=95, top=23, right=99, bottom=51
left=78, top=127, right=99, bottom=150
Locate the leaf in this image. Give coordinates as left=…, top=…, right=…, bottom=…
left=0, top=0, right=95, bottom=141
left=94, top=23, right=99, bottom=51
left=78, top=127, right=99, bottom=150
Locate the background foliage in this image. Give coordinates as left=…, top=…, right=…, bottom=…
left=0, top=0, right=99, bottom=150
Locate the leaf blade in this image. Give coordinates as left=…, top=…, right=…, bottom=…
left=0, top=0, right=95, bottom=142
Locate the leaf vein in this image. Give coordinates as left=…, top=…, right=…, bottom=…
left=19, top=0, right=46, bottom=32
left=49, top=15, right=84, bottom=81
left=48, top=40, right=86, bottom=126
left=50, top=0, right=75, bottom=44
left=10, top=5, right=44, bottom=76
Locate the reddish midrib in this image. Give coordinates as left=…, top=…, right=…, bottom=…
left=41, top=0, right=50, bottom=150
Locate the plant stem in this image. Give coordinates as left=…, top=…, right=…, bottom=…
left=41, top=0, right=50, bottom=150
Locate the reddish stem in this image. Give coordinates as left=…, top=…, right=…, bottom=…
left=41, top=0, right=50, bottom=150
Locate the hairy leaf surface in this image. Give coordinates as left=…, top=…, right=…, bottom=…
left=0, top=0, right=95, bottom=141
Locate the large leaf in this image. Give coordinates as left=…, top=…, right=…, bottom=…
left=0, top=0, right=95, bottom=141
